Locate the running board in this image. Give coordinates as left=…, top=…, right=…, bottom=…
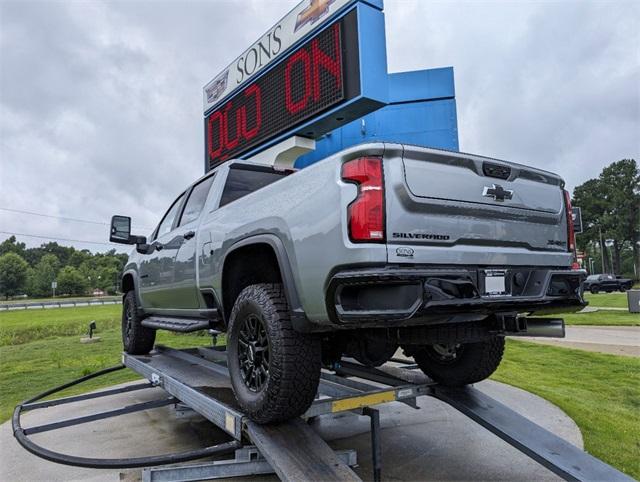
left=141, top=317, right=210, bottom=333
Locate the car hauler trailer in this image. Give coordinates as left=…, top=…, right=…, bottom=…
left=13, top=344, right=632, bottom=482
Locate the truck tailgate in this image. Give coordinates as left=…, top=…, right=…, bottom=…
left=385, top=146, right=571, bottom=266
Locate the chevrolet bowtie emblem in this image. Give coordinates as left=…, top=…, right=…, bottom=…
left=483, top=183, right=513, bottom=202
left=295, top=0, right=336, bottom=32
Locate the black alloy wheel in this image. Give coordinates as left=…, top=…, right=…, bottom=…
left=410, top=335, right=505, bottom=387
left=237, top=314, right=270, bottom=392
left=424, top=343, right=465, bottom=365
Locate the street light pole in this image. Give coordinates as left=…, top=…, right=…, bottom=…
left=599, top=226, right=606, bottom=273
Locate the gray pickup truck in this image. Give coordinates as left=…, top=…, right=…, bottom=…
left=110, top=143, right=585, bottom=423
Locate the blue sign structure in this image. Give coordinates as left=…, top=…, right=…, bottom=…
left=295, top=67, right=458, bottom=167
left=202, top=0, right=459, bottom=172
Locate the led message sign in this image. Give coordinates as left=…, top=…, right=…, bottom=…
left=205, top=12, right=360, bottom=170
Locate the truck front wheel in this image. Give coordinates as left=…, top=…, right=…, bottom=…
left=227, top=283, right=321, bottom=424
left=122, top=290, right=156, bottom=355
left=409, top=336, right=505, bottom=387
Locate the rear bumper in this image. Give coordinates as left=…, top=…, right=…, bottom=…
left=326, top=266, right=586, bottom=327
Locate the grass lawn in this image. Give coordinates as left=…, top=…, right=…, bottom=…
left=584, top=291, right=632, bottom=309
left=0, top=306, right=214, bottom=423
left=558, top=310, right=639, bottom=326
left=493, top=339, right=640, bottom=479
left=0, top=304, right=124, bottom=345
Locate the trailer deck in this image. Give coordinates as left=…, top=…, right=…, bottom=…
left=13, top=344, right=634, bottom=482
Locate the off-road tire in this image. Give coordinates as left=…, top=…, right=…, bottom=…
left=122, top=291, right=156, bottom=355
left=227, top=283, right=321, bottom=424
left=411, top=336, right=505, bottom=387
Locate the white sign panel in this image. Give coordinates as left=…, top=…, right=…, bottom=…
left=203, top=0, right=354, bottom=113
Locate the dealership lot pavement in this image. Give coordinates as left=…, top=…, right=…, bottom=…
left=0, top=379, right=582, bottom=482
left=518, top=325, right=640, bottom=357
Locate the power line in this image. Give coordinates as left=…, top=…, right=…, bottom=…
left=0, top=207, right=153, bottom=230
left=0, top=231, right=119, bottom=247
left=0, top=207, right=108, bottom=226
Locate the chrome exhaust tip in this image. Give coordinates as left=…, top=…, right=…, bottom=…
left=509, top=318, right=565, bottom=338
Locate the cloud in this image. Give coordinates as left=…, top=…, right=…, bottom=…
left=385, top=0, right=640, bottom=190
left=1, top=0, right=638, bottom=251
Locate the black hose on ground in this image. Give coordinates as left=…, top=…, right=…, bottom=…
left=12, top=364, right=241, bottom=469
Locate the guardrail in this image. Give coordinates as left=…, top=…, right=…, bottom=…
left=1, top=297, right=122, bottom=310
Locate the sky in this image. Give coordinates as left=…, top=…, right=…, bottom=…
left=1, top=0, right=639, bottom=252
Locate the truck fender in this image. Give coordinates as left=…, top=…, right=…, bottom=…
left=222, top=234, right=312, bottom=332
left=121, top=269, right=144, bottom=312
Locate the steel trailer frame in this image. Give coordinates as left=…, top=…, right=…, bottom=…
left=13, top=344, right=634, bottom=482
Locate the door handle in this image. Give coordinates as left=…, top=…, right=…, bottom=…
left=183, top=230, right=196, bottom=240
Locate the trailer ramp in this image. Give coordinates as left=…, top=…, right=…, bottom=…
left=434, top=386, right=630, bottom=482
left=246, top=419, right=360, bottom=482
left=381, top=359, right=634, bottom=482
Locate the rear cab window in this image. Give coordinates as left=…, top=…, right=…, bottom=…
left=219, top=165, right=289, bottom=208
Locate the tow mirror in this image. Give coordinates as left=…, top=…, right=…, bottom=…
left=110, top=216, right=147, bottom=249
left=110, top=215, right=133, bottom=244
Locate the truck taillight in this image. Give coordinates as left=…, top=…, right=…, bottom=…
left=341, top=157, right=385, bottom=243
left=563, top=189, right=575, bottom=253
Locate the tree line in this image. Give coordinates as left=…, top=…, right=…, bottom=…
left=572, top=159, right=639, bottom=278
left=0, top=237, right=128, bottom=299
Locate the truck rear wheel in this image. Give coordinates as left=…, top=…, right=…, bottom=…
left=227, top=283, right=321, bottom=424
left=410, top=336, right=505, bottom=386
left=122, top=291, right=156, bottom=355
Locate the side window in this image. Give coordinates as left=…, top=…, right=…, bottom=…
left=156, top=193, right=185, bottom=238
left=179, top=175, right=215, bottom=226
left=219, top=167, right=286, bottom=207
